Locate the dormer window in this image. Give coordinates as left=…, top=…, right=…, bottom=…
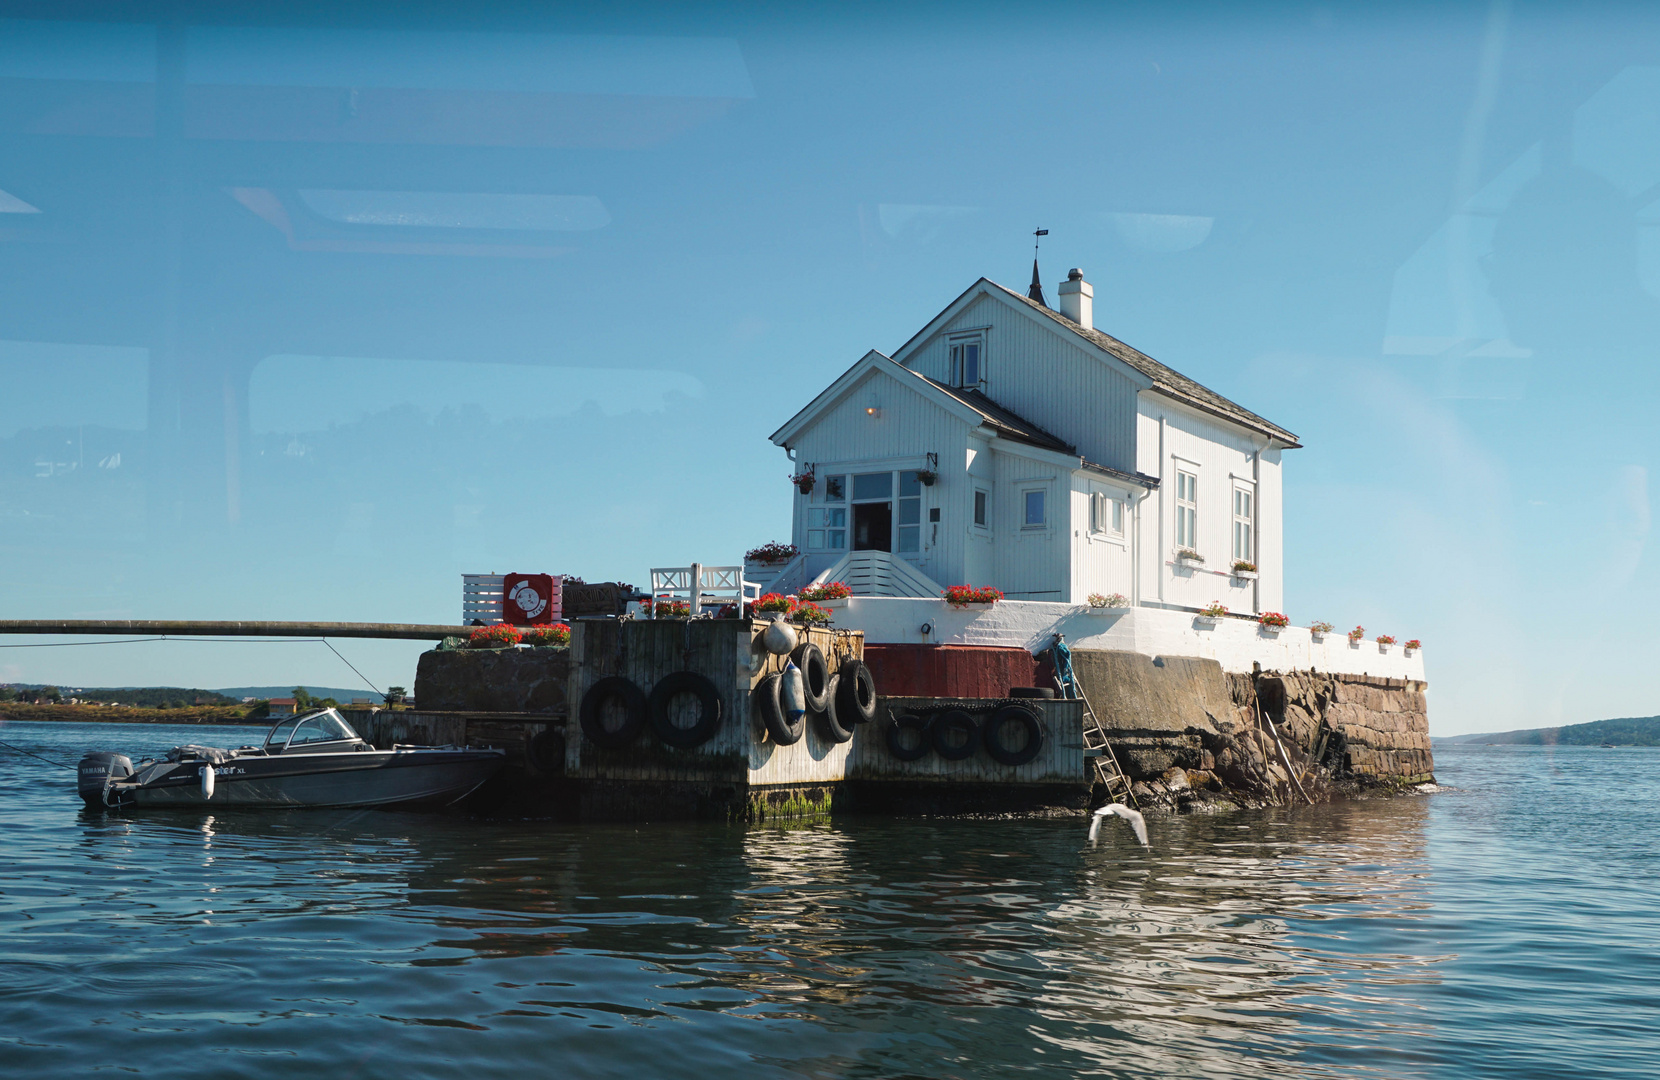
left=948, top=333, right=984, bottom=387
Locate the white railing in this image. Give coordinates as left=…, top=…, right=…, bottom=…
left=648, top=563, right=761, bottom=616
left=756, top=551, right=813, bottom=595
left=808, top=550, right=944, bottom=598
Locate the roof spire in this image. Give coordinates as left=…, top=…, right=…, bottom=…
left=1029, top=228, right=1049, bottom=305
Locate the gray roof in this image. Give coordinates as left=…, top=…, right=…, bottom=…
left=925, top=378, right=1160, bottom=488
left=984, top=279, right=1301, bottom=447
left=925, top=379, right=1074, bottom=454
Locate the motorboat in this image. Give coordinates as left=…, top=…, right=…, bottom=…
left=77, top=708, right=505, bottom=809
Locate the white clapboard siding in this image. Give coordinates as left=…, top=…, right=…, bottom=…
left=810, top=549, right=944, bottom=599
left=898, top=289, right=1142, bottom=474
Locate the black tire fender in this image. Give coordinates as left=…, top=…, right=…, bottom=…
left=931, top=708, right=980, bottom=761
left=579, top=676, right=647, bottom=749
left=649, top=671, right=723, bottom=748
left=527, top=729, right=566, bottom=775
left=1008, top=687, right=1056, bottom=699
left=836, top=660, right=879, bottom=724
left=983, top=703, right=1044, bottom=767
left=753, top=673, right=805, bottom=746
left=885, top=712, right=931, bottom=761
left=814, top=673, right=855, bottom=744
left=792, top=642, right=831, bottom=713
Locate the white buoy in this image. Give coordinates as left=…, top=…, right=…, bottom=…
left=1088, top=803, right=1147, bottom=846
left=761, top=617, right=798, bottom=656
left=201, top=765, right=216, bottom=800
left=781, top=660, right=807, bottom=721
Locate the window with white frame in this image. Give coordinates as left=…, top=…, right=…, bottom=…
left=948, top=334, right=983, bottom=387
left=1233, top=486, right=1254, bottom=563
left=1175, top=469, right=1198, bottom=549
left=1089, top=491, right=1123, bottom=537
left=1023, top=488, right=1046, bottom=529
left=973, top=488, right=990, bottom=528
left=806, top=473, right=847, bottom=550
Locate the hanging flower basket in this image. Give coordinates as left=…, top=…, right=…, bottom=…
left=915, top=468, right=938, bottom=486
left=790, top=471, right=816, bottom=495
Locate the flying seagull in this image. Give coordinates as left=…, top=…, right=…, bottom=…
left=1089, top=803, right=1148, bottom=846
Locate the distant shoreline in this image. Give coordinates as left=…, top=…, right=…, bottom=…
left=1, top=704, right=269, bottom=726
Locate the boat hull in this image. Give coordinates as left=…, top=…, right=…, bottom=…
left=111, top=750, right=505, bottom=809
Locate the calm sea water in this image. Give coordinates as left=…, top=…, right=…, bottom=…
left=1, top=720, right=1656, bottom=1079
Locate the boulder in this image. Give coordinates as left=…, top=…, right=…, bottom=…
left=415, top=647, right=570, bottom=714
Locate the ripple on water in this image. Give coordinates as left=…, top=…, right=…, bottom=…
left=1, top=725, right=1658, bottom=1078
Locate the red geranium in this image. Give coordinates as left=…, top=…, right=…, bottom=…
left=468, top=623, right=522, bottom=649
left=943, top=585, right=1003, bottom=607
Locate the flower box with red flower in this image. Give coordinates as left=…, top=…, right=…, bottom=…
left=798, top=582, right=851, bottom=609
left=791, top=601, right=832, bottom=626
left=747, top=592, right=797, bottom=618
left=1257, top=611, right=1289, bottom=634
left=1347, top=625, right=1365, bottom=646
left=942, top=585, right=1003, bottom=609
left=653, top=598, right=691, bottom=619
left=1375, top=634, right=1397, bottom=653
left=467, top=623, right=523, bottom=649
left=522, top=622, right=571, bottom=648
left=1404, top=639, right=1422, bottom=655
left=1195, top=601, right=1228, bottom=627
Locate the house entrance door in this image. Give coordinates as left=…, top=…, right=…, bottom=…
left=852, top=501, right=893, bottom=551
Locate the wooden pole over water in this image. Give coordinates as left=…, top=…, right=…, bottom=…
left=0, top=620, right=469, bottom=641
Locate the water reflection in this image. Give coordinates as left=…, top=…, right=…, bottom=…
left=0, top=724, right=1544, bottom=1078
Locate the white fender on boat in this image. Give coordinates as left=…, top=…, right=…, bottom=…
left=201, top=765, right=215, bottom=800
left=761, top=617, right=798, bottom=655
left=781, top=660, right=807, bottom=721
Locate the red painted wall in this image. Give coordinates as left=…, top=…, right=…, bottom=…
left=861, top=644, right=1052, bottom=699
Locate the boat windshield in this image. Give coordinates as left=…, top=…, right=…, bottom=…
left=264, top=717, right=303, bottom=749
left=288, top=710, right=360, bottom=748
left=266, top=709, right=360, bottom=751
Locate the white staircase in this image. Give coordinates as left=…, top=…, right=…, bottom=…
left=809, top=550, right=943, bottom=598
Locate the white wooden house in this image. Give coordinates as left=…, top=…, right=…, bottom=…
left=768, top=270, right=1301, bottom=614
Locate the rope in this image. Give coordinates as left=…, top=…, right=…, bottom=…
left=0, top=739, right=77, bottom=770
left=321, top=638, right=383, bottom=699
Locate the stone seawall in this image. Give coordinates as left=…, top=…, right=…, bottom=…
left=1071, top=650, right=1432, bottom=810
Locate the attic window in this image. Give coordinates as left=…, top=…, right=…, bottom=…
left=948, top=334, right=983, bottom=387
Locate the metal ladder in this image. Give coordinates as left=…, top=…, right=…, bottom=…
left=1049, top=637, right=1137, bottom=809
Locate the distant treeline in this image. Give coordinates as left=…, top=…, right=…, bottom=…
left=1445, top=716, right=1660, bottom=746
left=0, top=685, right=243, bottom=708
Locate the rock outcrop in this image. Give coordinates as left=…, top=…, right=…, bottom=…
left=415, top=647, right=570, bottom=714
left=1071, top=649, right=1432, bottom=812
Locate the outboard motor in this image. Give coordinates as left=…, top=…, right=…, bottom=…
left=78, top=751, right=132, bottom=807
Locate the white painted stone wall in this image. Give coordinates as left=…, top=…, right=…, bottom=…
left=834, top=597, right=1427, bottom=681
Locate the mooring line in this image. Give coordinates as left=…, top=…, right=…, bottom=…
left=0, top=739, right=77, bottom=770
left=321, top=638, right=383, bottom=699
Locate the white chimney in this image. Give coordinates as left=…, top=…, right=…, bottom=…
left=1058, top=268, right=1092, bottom=327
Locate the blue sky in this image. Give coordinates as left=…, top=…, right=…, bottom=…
left=1, top=1, right=1657, bottom=734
